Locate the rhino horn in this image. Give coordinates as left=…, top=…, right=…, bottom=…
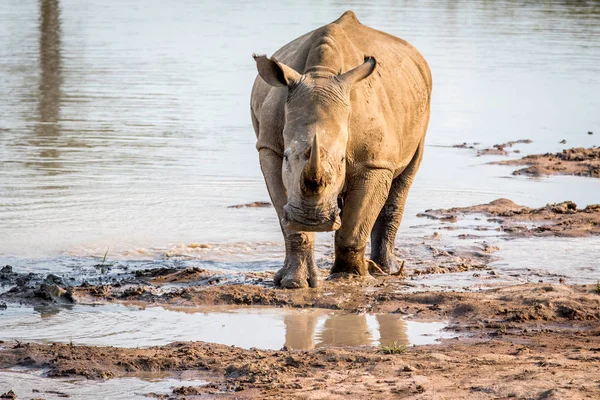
left=302, top=133, right=326, bottom=194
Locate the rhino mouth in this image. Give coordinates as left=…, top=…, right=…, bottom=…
left=282, top=203, right=341, bottom=232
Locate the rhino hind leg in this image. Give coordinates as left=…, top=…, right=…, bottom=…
left=274, top=231, right=319, bottom=288
left=370, top=142, right=424, bottom=274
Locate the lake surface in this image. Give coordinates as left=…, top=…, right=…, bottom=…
left=1, top=1, right=599, bottom=272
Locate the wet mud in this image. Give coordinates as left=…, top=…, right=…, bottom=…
left=227, top=202, right=272, bottom=209
left=420, top=198, right=600, bottom=238
left=1, top=238, right=500, bottom=310
left=2, top=199, right=599, bottom=398
left=493, top=147, right=600, bottom=178
left=1, top=283, right=599, bottom=399
left=453, top=139, right=533, bottom=156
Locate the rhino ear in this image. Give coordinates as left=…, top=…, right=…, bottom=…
left=340, top=56, right=376, bottom=87
left=253, top=54, right=301, bottom=88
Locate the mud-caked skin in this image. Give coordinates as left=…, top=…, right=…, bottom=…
left=251, top=11, right=432, bottom=288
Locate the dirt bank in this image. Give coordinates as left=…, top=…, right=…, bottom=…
left=419, top=198, right=600, bottom=238
left=1, top=283, right=599, bottom=399
left=453, top=139, right=532, bottom=156
left=493, top=147, right=600, bottom=178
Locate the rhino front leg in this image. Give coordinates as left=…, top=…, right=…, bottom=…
left=275, top=231, right=318, bottom=288
left=332, top=169, right=393, bottom=276
left=259, top=148, right=318, bottom=288
left=371, top=141, right=424, bottom=273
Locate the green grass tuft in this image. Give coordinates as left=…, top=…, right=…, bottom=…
left=379, top=341, right=408, bottom=355
left=95, top=249, right=115, bottom=275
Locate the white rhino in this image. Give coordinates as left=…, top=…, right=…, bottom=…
left=251, top=11, right=432, bottom=288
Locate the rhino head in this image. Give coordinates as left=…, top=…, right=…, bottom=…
left=254, top=55, right=376, bottom=232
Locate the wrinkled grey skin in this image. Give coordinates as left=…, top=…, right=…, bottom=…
left=250, top=11, right=432, bottom=288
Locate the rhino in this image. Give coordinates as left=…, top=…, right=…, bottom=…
left=250, top=11, right=432, bottom=288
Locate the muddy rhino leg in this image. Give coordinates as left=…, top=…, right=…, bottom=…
left=370, top=142, right=424, bottom=273
left=275, top=230, right=318, bottom=288
left=332, top=170, right=393, bottom=276
left=259, top=148, right=318, bottom=288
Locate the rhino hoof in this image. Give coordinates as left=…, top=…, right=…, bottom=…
left=274, top=268, right=318, bottom=289
left=280, top=277, right=309, bottom=289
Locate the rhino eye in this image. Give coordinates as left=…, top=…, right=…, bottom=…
left=341, top=156, right=346, bottom=162
left=283, top=151, right=290, bottom=162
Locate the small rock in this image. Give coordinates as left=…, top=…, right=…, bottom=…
left=0, top=265, right=13, bottom=274
left=588, top=131, right=594, bottom=135
left=34, top=284, right=74, bottom=303
left=481, top=242, right=500, bottom=253
left=559, top=139, right=566, bottom=144
left=44, top=274, right=64, bottom=285
left=0, top=390, right=17, bottom=399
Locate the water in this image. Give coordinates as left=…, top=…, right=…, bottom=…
left=0, top=368, right=206, bottom=400
left=0, top=1, right=598, bottom=395
left=1, top=0, right=599, bottom=263
left=0, top=304, right=454, bottom=349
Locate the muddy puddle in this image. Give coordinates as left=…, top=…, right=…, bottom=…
left=0, top=368, right=206, bottom=400
left=0, top=304, right=454, bottom=350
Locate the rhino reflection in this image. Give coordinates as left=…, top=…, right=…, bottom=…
left=317, top=314, right=372, bottom=347
left=283, top=311, right=409, bottom=350
left=375, top=314, right=409, bottom=347
left=283, top=311, right=321, bottom=350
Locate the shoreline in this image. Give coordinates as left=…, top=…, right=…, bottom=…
left=2, top=192, right=600, bottom=399
left=1, top=281, right=599, bottom=399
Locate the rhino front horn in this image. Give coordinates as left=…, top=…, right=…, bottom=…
left=302, top=133, right=326, bottom=195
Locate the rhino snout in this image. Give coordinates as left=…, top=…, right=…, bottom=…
left=282, top=203, right=341, bottom=232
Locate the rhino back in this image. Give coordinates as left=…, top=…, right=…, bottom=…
left=251, top=11, right=432, bottom=174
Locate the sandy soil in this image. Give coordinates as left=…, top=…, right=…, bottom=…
left=493, top=147, right=600, bottom=178
left=1, top=282, right=599, bottom=399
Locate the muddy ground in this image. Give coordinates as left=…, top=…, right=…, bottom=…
left=1, top=279, right=599, bottom=399
left=1, top=197, right=600, bottom=399
left=494, top=147, right=600, bottom=178
left=453, top=139, right=533, bottom=156
left=419, top=198, right=600, bottom=238
left=453, top=143, right=600, bottom=178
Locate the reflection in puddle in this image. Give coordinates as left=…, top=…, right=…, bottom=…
left=0, top=305, right=454, bottom=350
left=0, top=368, right=206, bottom=400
